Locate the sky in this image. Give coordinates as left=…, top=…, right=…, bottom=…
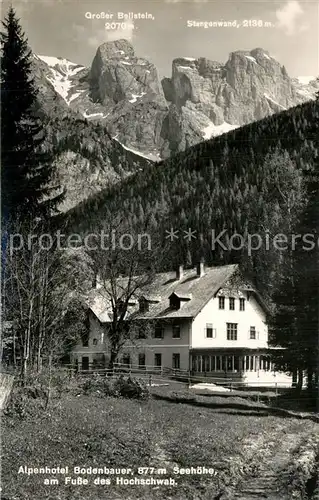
left=1, top=0, right=318, bottom=78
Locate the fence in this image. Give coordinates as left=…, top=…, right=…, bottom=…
left=62, top=362, right=292, bottom=394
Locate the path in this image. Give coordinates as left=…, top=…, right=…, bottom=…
left=227, top=422, right=318, bottom=500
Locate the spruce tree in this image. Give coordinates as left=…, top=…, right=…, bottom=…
left=1, top=7, right=63, bottom=223
left=294, top=164, right=319, bottom=395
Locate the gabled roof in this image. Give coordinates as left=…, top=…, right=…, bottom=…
left=87, top=294, right=111, bottom=323
left=169, top=292, right=192, bottom=300
left=140, top=295, right=162, bottom=303
left=87, top=264, right=240, bottom=321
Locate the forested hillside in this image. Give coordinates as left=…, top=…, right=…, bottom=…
left=39, top=112, right=153, bottom=211
left=65, top=98, right=319, bottom=294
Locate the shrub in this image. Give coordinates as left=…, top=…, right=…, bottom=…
left=112, top=375, right=149, bottom=400
left=4, top=390, right=29, bottom=419
left=3, top=387, right=44, bottom=420
left=76, top=374, right=149, bottom=399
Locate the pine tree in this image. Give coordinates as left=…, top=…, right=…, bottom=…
left=1, top=7, right=63, bottom=223
left=294, top=163, right=319, bottom=395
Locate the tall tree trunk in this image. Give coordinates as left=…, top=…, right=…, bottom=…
left=296, top=368, right=303, bottom=392
left=307, top=367, right=314, bottom=393
left=45, top=353, right=53, bottom=409
left=108, top=349, right=119, bottom=372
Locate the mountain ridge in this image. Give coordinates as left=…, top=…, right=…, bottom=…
left=31, top=40, right=318, bottom=212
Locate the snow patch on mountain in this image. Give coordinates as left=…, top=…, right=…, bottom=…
left=297, top=76, right=316, bottom=85
left=245, top=55, right=257, bottom=64
left=83, top=111, right=108, bottom=119
left=36, top=54, right=86, bottom=105
left=128, top=92, right=147, bottom=103
left=202, top=121, right=238, bottom=140
left=113, top=137, right=161, bottom=162
left=68, top=90, right=86, bottom=103
left=264, top=93, right=286, bottom=109
left=182, top=57, right=196, bottom=61
left=46, top=71, right=73, bottom=101
left=37, top=55, right=84, bottom=75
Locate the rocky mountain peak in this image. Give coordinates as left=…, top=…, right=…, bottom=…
left=33, top=44, right=318, bottom=164
left=94, top=39, right=135, bottom=61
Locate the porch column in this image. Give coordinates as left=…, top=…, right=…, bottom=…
left=239, top=356, right=245, bottom=372
left=231, top=355, right=234, bottom=372
left=256, top=355, right=260, bottom=376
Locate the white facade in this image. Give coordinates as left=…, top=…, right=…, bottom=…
left=70, top=265, right=292, bottom=386
left=191, top=289, right=268, bottom=349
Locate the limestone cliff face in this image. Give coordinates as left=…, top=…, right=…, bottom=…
left=33, top=43, right=318, bottom=165
left=88, top=39, right=167, bottom=159
left=161, top=48, right=317, bottom=156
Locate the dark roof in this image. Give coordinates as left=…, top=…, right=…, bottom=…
left=87, top=264, right=240, bottom=322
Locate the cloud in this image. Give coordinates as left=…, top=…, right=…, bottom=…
left=73, top=22, right=135, bottom=49
left=275, top=0, right=306, bottom=35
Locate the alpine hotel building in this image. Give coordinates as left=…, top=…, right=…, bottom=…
left=71, top=263, right=291, bottom=386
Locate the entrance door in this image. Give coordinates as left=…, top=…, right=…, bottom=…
left=82, top=356, right=89, bottom=371
left=154, top=353, right=162, bottom=368
left=172, top=353, right=180, bottom=369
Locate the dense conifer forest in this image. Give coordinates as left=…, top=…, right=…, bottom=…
left=65, top=98, right=319, bottom=291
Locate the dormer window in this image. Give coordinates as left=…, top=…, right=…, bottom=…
left=170, top=294, right=181, bottom=310
left=139, top=295, right=161, bottom=313
left=139, top=298, right=149, bottom=313
left=169, top=292, right=192, bottom=310
left=229, top=297, right=235, bottom=310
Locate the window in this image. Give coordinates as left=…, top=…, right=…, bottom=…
left=172, top=353, right=180, bottom=369
left=137, top=327, right=147, bottom=339
left=170, top=295, right=180, bottom=310
left=139, top=299, right=149, bottom=313
left=92, top=338, right=98, bottom=346
left=250, top=326, right=256, bottom=339
left=205, top=323, right=216, bottom=338
left=219, top=296, right=225, bottom=309
left=227, top=323, right=238, bottom=340
left=172, top=325, right=181, bottom=338
left=154, top=353, right=162, bottom=367
left=154, top=324, right=164, bottom=339
left=122, top=354, right=130, bottom=367
left=239, top=298, right=245, bottom=311
left=229, top=297, right=235, bottom=310
left=138, top=353, right=146, bottom=368
left=82, top=356, right=89, bottom=371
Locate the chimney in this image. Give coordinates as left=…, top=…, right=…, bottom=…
left=196, top=261, right=205, bottom=277
left=176, top=264, right=184, bottom=280
left=92, top=272, right=102, bottom=289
